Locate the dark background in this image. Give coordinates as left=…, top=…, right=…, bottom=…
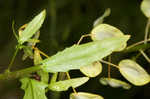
left=0, top=0, right=150, bottom=99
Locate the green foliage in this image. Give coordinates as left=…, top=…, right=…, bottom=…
left=49, top=77, right=89, bottom=91
left=0, top=1, right=150, bottom=98
left=20, top=78, right=48, bottom=99
left=41, top=35, right=129, bottom=73
left=18, top=10, right=46, bottom=44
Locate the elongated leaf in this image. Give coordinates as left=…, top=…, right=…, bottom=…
left=119, top=59, right=150, bottom=86
left=18, top=10, right=46, bottom=44
left=99, top=77, right=131, bottom=89
left=41, top=35, right=130, bottom=73
left=91, top=24, right=126, bottom=51
left=20, top=78, right=48, bottom=99
left=80, top=61, right=102, bottom=77
left=49, top=77, right=89, bottom=91
left=93, top=8, right=111, bottom=27
left=34, top=50, right=49, bottom=84
left=141, top=0, right=150, bottom=18
left=70, top=92, right=104, bottom=99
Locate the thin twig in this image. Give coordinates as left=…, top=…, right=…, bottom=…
left=100, top=60, right=119, bottom=69
left=32, top=47, right=49, bottom=58
left=126, top=38, right=150, bottom=50
left=144, top=18, right=150, bottom=44
left=139, top=50, right=150, bottom=63
left=66, top=72, right=77, bottom=93
left=77, top=34, right=91, bottom=45
left=7, top=46, right=20, bottom=71
left=108, top=56, right=111, bottom=79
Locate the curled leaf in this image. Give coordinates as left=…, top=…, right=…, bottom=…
left=80, top=61, right=102, bottom=77
left=91, top=24, right=126, bottom=51
left=70, top=92, right=104, bottom=99
left=99, top=77, right=131, bottom=89
left=49, top=77, right=89, bottom=91
left=119, top=59, right=150, bottom=86
left=141, top=0, right=150, bottom=18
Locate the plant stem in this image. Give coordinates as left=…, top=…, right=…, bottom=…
left=139, top=50, right=150, bottom=63
left=126, top=38, right=150, bottom=50
left=108, top=56, right=111, bottom=79
left=0, top=65, right=42, bottom=80
left=144, top=18, right=150, bottom=44
left=7, top=45, right=20, bottom=71
left=100, top=60, right=119, bottom=69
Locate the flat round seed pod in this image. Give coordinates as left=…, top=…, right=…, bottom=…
left=99, top=77, right=131, bottom=89
left=70, top=92, right=104, bottom=99
left=119, top=59, right=150, bottom=86
left=141, top=0, right=150, bottom=18
left=80, top=61, right=102, bottom=77
left=91, top=24, right=126, bottom=51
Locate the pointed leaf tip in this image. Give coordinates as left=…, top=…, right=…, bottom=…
left=18, top=10, right=46, bottom=44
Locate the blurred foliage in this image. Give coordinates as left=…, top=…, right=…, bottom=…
left=0, top=0, right=150, bottom=99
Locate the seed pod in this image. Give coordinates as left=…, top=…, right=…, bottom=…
left=100, top=77, right=131, bottom=89
left=80, top=61, right=102, bottom=77
left=141, top=0, right=150, bottom=18
left=91, top=24, right=126, bottom=51
left=70, top=92, right=104, bottom=99
left=119, top=59, right=150, bottom=86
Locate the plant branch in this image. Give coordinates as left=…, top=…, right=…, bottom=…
left=0, top=65, right=42, bottom=80
left=139, top=50, right=150, bottom=63
left=144, top=18, right=150, bottom=44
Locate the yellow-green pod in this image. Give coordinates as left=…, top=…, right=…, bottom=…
left=119, top=59, right=150, bottom=86
left=91, top=24, right=126, bottom=51
left=141, top=0, right=150, bottom=18
left=70, top=92, right=104, bottom=99
left=100, top=77, right=131, bottom=89
left=80, top=61, right=102, bottom=77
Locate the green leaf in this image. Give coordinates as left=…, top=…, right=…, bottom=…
left=141, top=0, right=150, bottom=18
left=18, top=10, right=46, bottom=44
left=80, top=61, right=102, bottom=77
left=91, top=24, right=126, bottom=51
left=49, top=77, right=89, bottom=91
left=70, top=92, right=104, bottom=99
left=34, top=50, right=49, bottom=84
left=93, top=8, right=111, bottom=27
left=41, top=35, right=130, bottom=73
left=99, top=77, right=131, bottom=89
left=119, top=59, right=150, bottom=86
left=20, top=78, right=48, bottom=99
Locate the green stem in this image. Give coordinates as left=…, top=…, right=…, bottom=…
left=144, top=18, right=150, bottom=44
left=0, top=65, right=42, bottom=80
left=7, top=45, right=20, bottom=71
left=139, top=50, right=150, bottom=63
left=50, top=73, right=58, bottom=84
